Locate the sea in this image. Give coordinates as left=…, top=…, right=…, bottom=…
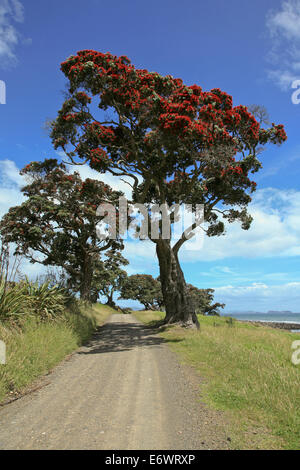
left=221, top=312, right=300, bottom=332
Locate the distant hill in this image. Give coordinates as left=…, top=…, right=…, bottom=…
left=224, top=310, right=300, bottom=315
left=267, top=310, right=294, bottom=315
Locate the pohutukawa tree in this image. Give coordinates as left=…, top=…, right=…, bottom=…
left=91, top=249, right=129, bottom=306
left=119, top=274, right=163, bottom=311
left=0, top=159, right=124, bottom=301
left=51, top=50, right=287, bottom=328
left=187, top=285, right=225, bottom=316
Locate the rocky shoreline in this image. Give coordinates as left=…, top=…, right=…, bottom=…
left=239, top=319, right=300, bottom=331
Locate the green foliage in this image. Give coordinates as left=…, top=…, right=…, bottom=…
left=0, top=276, right=28, bottom=319
left=0, top=275, right=69, bottom=323
left=21, top=278, right=68, bottom=321
left=0, top=159, right=125, bottom=301
left=187, top=284, right=225, bottom=315
left=49, top=51, right=287, bottom=324
left=119, top=274, right=163, bottom=310
left=119, top=276, right=223, bottom=315
left=91, top=250, right=128, bottom=305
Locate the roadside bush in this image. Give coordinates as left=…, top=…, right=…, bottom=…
left=0, top=276, right=71, bottom=323
left=0, top=276, right=28, bottom=321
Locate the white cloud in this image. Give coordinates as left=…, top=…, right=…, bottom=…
left=118, top=187, right=300, bottom=263
left=255, top=146, right=300, bottom=180
left=0, top=0, right=26, bottom=66
left=10, top=0, right=24, bottom=22
left=0, top=159, right=45, bottom=280
left=267, top=0, right=300, bottom=40
left=16, top=257, right=48, bottom=280
left=123, top=239, right=156, bottom=259
left=266, top=0, right=300, bottom=89
left=0, top=186, right=24, bottom=217
left=0, top=158, right=24, bottom=187
left=267, top=69, right=298, bottom=90
left=0, top=159, right=25, bottom=217
left=214, top=281, right=300, bottom=311
left=69, top=163, right=135, bottom=199
left=56, top=151, right=140, bottom=198
left=182, top=187, right=300, bottom=261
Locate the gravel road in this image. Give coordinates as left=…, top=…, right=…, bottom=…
left=0, top=314, right=229, bottom=450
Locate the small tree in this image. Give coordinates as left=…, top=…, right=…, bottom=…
left=91, top=250, right=129, bottom=306
left=187, top=285, right=224, bottom=316
left=51, top=50, right=287, bottom=327
left=119, top=274, right=163, bottom=310
left=0, top=159, right=124, bottom=301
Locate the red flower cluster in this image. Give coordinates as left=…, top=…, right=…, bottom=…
left=90, top=148, right=108, bottom=159
left=58, top=50, right=264, bottom=154
left=63, top=113, right=77, bottom=121
left=88, top=122, right=116, bottom=145
left=221, top=166, right=243, bottom=177
left=61, top=111, right=89, bottom=127
left=90, top=148, right=109, bottom=171
left=51, top=49, right=287, bottom=195
left=202, top=88, right=233, bottom=110
left=273, top=124, right=287, bottom=142
left=63, top=175, right=74, bottom=182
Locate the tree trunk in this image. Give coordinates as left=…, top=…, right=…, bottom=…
left=90, top=293, right=98, bottom=303
left=106, top=290, right=116, bottom=308
left=156, top=239, right=200, bottom=329
left=79, top=256, right=93, bottom=302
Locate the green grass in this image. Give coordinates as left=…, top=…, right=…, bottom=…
left=134, top=310, right=300, bottom=450
left=0, top=303, right=113, bottom=404
left=93, top=303, right=120, bottom=315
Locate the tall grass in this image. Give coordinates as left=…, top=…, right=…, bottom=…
left=134, top=311, right=300, bottom=450
left=0, top=303, right=113, bottom=403
left=0, top=245, right=115, bottom=402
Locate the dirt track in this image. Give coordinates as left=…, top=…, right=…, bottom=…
left=0, top=314, right=229, bottom=450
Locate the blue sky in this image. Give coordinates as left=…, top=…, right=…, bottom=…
left=1, top=0, right=300, bottom=311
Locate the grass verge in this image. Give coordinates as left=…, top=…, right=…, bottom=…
left=134, top=310, right=300, bottom=450
left=0, top=303, right=114, bottom=404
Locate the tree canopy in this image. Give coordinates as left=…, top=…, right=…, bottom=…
left=50, top=50, right=287, bottom=327
left=119, top=274, right=163, bottom=310
left=91, top=249, right=129, bottom=306
left=187, top=285, right=225, bottom=316
left=0, top=159, right=124, bottom=301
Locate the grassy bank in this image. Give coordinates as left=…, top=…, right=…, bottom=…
left=134, top=310, right=300, bottom=450
left=0, top=303, right=114, bottom=404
